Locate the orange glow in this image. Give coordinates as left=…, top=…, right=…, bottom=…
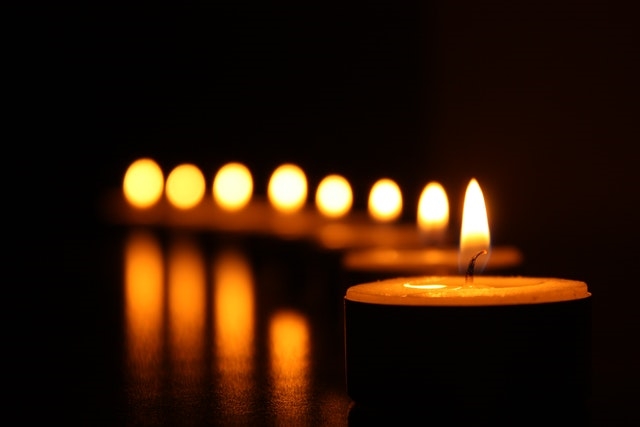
left=213, top=248, right=255, bottom=369
left=315, top=174, right=353, bottom=218
left=165, top=163, right=206, bottom=209
left=167, top=237, right=206, bottom=373
left=122, top=158, right=164, bottom=208
left=417, top=181, right=449, bottom=244
left=368, top=178, right=402, bottom=222
left=213, top=248, right=256, bottom=418
left=213, top=162, right=253, bottom=211
left=269, top=309, right=310, bottom=422
left=459, top=178, right=491, bottom=274
left=124, top=230, right=164, bottom=392
left=267, top=164, right=308, bottom=213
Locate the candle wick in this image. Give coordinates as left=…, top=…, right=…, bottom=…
left=465, top=250, right=488, bottom=284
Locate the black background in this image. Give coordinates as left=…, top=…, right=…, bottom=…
left=14, top=1, right=639, bottom=425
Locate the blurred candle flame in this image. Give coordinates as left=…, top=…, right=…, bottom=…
left=123, top=158, right=164, bottom=208
left=166, top=163, right=206, bottom=210
left=124, top=230, right=164, bottom=399
left=268, top=164, right=308, bottom=213
left=459, top=178, right=491, bottom=274
left=368, top=178, right=402, bottom=222
left=213, top=162, right=254, bottom=212
left=269, top=309, right=310, bottom=423
left=315, top=174, right=353, bottom=218
left=417, top=181, right=449, bottom=245
left=167, top=237, right=206, bottom=381
left=213, top=248, right=256, bottom=407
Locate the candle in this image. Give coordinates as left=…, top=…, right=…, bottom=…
left=312, top=177, right=423, bottom=250
left=314, top=174, right=353, bottom=219
left=343, top=179, right=593, bottom=425
left=417, top=181, right=449, bottom=246
left=341, top=179, right=522, bottom=277
left=104, top=159, right=329, bottom=238
left=265, top=163, right=326, bottom=239
left=344, top=276, right=592, bottom=424
left=312, top=213, right=424, bottom=250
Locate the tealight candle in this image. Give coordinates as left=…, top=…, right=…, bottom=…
left=312, top=178, right=423, bottom=250
left=343, top=178, right=593, bottom=424
left=344, top=275, right=592, bottom=424
left=104, top=159, right=329, bottom=239
left=342, top=179, right=522, bottom=283
left=341, top=179, right=523, bottom=279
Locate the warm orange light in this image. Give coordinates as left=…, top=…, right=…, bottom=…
left=267, top=163, right=308, bottom=213
left=368, top=178, right=402, bottom=222
left=122, top=158, right=164, bottom=208
left=269, top=309, right=311, bottom=424
left=459, top=178, right=491, bottom=273
left=165, top=163, right=206, bottom=210
left=269, top=309, right=310, bottom=387
left=212, top=162, right=253, bottom=211
left=417, top=181, right=449, bottom=244
left=315, top=174, right=353, bottom=218
left=167, top=237, right=206, bottom=366
left=269, top=310, right=310, bottom=367
left=213, top=248, right=256, bottom=417
left=214, top=249, right=255, bottom=366
left=124, top=230, right=164, bottom=382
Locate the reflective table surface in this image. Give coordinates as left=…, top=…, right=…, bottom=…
left=30, top=217, right=640, bottom=427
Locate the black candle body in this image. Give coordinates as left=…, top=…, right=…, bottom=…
left=344, top=297, right=592, bottom=425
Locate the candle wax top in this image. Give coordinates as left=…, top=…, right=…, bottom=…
left=345, top=276, right=590, bottom=306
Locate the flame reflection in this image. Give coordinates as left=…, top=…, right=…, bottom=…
left=167, top=236, right=206, bottom=395
left=269, top=309, right=311, bottom=424
left=124, top=230, right=164, bottom=424
left=213, top=248, right=256, bottom=418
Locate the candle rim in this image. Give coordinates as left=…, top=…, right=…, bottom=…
left=345, top=275, right=591, bottom=306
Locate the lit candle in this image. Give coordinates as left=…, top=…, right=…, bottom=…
left=312, top=177, right=423, bottom=250
left=341, top=179, right=522, bottom=277
left=417, top=181, right=449, bottom=246
left=105, top=159, right=324, bottom=237
left=265, top=163, right=327, bottom=239
left=343, top=181, right=593, bottom=424
left=315, top=174, right=353, bottom=219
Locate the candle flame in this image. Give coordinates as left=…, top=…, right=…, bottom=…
left=213, top=162, right=253, bottom=212
left=165, top=163, right=206, bottom=210
left=459, top=178, right=491, bottom=274
left=268, top=164, right=308, bottom=213
left=315, top=174, right=353, bottom=218
left=417, top=181, right=449, bottom=244
left=123, top=158, right=164, bottom=208
left=368, top=178, right=402, bottom=222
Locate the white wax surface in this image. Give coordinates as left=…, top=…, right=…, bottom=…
left=345, top=276, right=591, bottom=306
